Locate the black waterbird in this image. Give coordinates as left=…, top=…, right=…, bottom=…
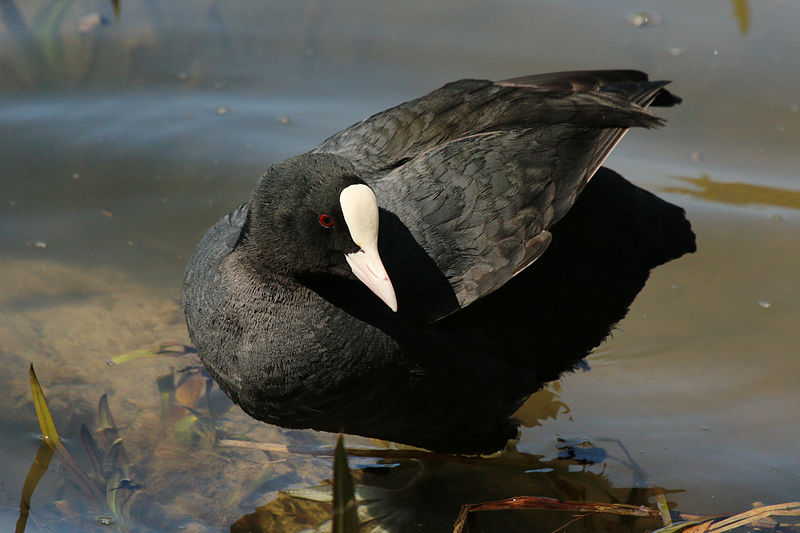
left=182, top=70, right=694, bottom=453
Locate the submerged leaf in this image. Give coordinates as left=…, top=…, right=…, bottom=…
left=157, top=372, right=176, bottom=417
left=173, top=414, right=200, bottom=445
left=80, top=424, right=105, bottom=481
left=106, top=342, right=195, bottom=366
left=175, top=371, right=206, bottom=408
left=98, top=393, right=117, bottom=431
left=105, top=468, right=129, bottom=522
left=332, top=435, right=358, bottom=533
left=106, top=349, right=159, bottom=366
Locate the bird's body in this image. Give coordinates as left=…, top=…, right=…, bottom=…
left=182, top=70, right=694, bottom=453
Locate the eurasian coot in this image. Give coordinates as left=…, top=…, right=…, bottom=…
left=182, top=70, right=694, bottom=453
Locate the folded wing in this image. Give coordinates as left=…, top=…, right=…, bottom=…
left=313, top=70, right=677, bottom=320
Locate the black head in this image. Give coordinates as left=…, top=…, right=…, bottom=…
left=245, top=153, right=367, bottom=278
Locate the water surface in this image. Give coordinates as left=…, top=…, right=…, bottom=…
left=1, top=0, right=799, bottom=531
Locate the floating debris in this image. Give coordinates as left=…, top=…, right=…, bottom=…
left=668, top=46, right=683, bottom=56
left=278, top=115, right=292, bottom=125
left=627, top=11, right=661, bottom=27
left=97, top=516, right=114, bottom=526
left=691, top=152, right=703, bottom=162
left=78, top=13, right=108, bottom=34
left=215, top=105, right=230, bottom=115
left=757, top=300, right=772, bottom=309
left=556, top=438, right=607, bottom=464
left=732, top=0, right=751, bottom=36
left=100, top=208, right=114, bottom=218
left=177, top=71, right=189, bottom=81
left=34, top=241, right=46, bottom=249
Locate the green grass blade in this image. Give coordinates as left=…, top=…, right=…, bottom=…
left=332, top=434, right=358, bottom=533
left=15, top=440, right=55, bottom=533
left=29, top=364, right=61, bottom=449
left=29, top=364, right=106, bottom=506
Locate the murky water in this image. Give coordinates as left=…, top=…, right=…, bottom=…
left=2, top=0, right=798, bottom=531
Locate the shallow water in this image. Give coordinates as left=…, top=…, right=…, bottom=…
left=1, top=0, right=799, bottom=531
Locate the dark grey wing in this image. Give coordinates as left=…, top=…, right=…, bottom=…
left=373, top=125, right=606, bottom=320
left=312, top=71, right=667, bottom=177
left=497, top=71, right=675, bottom=192
left=500, top=69, right=682, bottom=107
left=316, top=71, right=677, bottom=321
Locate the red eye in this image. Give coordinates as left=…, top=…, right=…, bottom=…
left=318, top=214, right=334, bottom=228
